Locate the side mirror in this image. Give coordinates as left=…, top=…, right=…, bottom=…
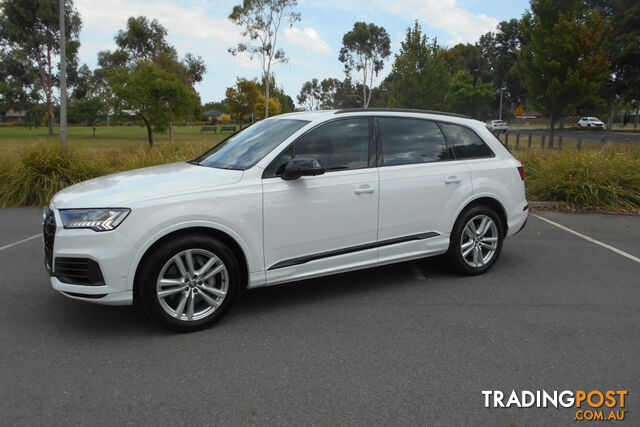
left=281, top=157, right=325, bottom=180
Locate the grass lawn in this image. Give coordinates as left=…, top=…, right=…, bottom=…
left=0, top=125, right=227, bottom=152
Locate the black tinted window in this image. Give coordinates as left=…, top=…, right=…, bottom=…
left=293, top=118, right=369, bottom=171
left=442, top=123, right=494, bottom=159
left=378, top=118, right=449, bottom=165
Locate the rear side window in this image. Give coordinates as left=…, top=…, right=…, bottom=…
left=293, top=118, right=370, bottom=171
left=441, top=123, right=494, bottom=159
left=378, top=118, right=449, bottom=166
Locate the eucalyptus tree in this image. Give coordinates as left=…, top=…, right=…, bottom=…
left=228, top=0, right=300, bottom=118
left=338, top=22, right=391, bottom=108
left=0, top=0, right=82, bottom=135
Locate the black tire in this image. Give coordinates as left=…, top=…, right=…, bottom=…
left=446, top=205, right=504, bottom=275
left=137, top=234, right=241, bottom=332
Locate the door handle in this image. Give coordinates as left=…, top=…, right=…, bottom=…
left=354, top=186, right=375, bottom=195
left=444, top=176, right=461, bottom=184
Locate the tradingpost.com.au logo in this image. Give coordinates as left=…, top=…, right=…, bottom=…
left=482, top=390, right=628, bottom=421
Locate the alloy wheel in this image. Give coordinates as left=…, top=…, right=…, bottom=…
left=156, top=249, right=228, bottom=321
left=460, top=214, right=499, bottom=268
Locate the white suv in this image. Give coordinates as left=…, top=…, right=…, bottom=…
left=44, top=109, right=528, bottom=330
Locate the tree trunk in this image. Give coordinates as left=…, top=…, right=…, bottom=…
left=169, top=121, right=174, bottom=142
left=92, top=126, right=96, bottom=138
left=140, top=114, right=154, bottom=147
left=362, top=67, right=368, bottom=108
left=548, top=116, right=555, bottom=149
left=635, top=101, right=639, bottom=129
left=48, top=113, right=54, bottom=136
left=107, top=113, right=111, bottom=127
left=607, top=99, right=614, bottom=131
left=265, top=73, right=270, bottom=119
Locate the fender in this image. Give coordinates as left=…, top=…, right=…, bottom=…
left=126, top=219, right=262, bottom=291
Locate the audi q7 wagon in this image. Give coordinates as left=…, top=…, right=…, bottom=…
left=44, top=109, right=528, bottom=331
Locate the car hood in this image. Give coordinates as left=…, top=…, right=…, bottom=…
left=51, top=162, right=244, bottom=208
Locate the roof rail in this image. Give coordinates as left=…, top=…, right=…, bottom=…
left=334, top=108, right=469, bottom=119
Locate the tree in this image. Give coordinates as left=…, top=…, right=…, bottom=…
left=70, top=96, right=104, bottom=137
left=109, top=63, right=198, bottom=146
left=256, top=94, right=282, bottom=118
left=445, top=70, right=494, bottom=118
left=99, top=17, right=205, bottom=139
left=587, top=0, right=640, bottom=129
left=114, top=16, right=173, bottom=63
left=297, top=78, right=321, bottom=110
left=225, top=78, right=262, bottom=121
left=386, top=21, right=449, bottom=110
left=478, top=19, right=526, bottom=118
left=228, top=0, right=300, bottom=118
left=260, top=73, right=294, bottom=113
left=442, top=43, right=488, bottom=86
left=338, top=22, right=391, bottom=108
left=0, top=0, right=82, bottom=135
left=517, top=0, right=610, bottom=144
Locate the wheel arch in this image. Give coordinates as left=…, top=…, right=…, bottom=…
left=131, top=226, right=251, bottom=302
left=454, top=196, right=508, bottom=235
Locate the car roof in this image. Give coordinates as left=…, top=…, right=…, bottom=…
left=274, top=108, right=477, bottom=126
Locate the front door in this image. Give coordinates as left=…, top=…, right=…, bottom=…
left=262, top=117, right=379, bottom=284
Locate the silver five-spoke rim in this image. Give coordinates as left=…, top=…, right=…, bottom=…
left=156, top=249, right=228, bottom=322
left=460, top=215, right=499, bottom=268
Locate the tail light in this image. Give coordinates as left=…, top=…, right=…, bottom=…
left=517, top=166, right=525, bottom=181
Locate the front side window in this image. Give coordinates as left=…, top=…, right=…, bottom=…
left=441, top=123, right=494, bottom=159
left=292, top=118, right=370, bottom=171
left=378, top=117, right=449, bottom=166
left=195, top=119, right=309, bottom=170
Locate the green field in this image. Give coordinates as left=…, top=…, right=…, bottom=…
left=0, top=125, right=227, bottom=152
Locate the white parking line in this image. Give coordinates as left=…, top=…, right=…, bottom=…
left=0, top=234, right=41, bottom=252
left=532, top=214, right=640, bottom=264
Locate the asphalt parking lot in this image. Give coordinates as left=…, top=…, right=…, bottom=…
left=1, top=208, right=638, bottom=425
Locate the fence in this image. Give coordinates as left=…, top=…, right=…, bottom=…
left=495, top=130, right=640, bottom=151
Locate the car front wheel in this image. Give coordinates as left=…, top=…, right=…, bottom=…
left=137, top=234, right=240, bottom=331
left=447, top=205, right=504, bottom=275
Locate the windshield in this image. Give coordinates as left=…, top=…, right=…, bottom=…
left=194, top=119, right=309, bottom=170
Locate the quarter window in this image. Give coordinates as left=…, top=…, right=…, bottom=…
left=378, top=118, right=449, bottom=166
left=441, top=123, right=494, bottom=159
left=292, top=118, right=370, bottom=171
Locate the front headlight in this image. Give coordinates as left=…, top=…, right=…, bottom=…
left=59, top=208, right=131, bottom=232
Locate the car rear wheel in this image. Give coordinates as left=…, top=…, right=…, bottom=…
left=446, top=205, right=504, bottom=275
left=137, top=234, right=240, bottom=331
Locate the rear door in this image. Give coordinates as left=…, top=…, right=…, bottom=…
left=376, top=117, right=472, bottom=264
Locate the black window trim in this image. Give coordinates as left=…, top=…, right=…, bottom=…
left=262, top=116, right=376, bottom=179
left=374, top=116, right=455, bottom=168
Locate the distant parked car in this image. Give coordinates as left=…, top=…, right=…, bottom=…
left=578, top=117, right=604, bottom=128
left=486, top=120, right=508, bottom=133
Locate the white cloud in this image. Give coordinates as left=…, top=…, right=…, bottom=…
left=383, top=0, right=498, bottom=45
left=284, top=26, right=332, bottom=55
left=75, top=0, right=243, bottom=44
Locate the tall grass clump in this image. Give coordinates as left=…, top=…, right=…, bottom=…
left=0, top=144, right=108, bottom=206
left=517, top=146, right=640, bottom=210
left=0, top=142, right=212, bottom=207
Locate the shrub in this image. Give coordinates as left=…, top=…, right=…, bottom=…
left=0, top=144, right=108, bottom=207
left=517, top=147, right=640, bottom=210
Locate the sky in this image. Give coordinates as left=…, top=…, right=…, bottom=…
left=74, top=0, right=531, bottom=106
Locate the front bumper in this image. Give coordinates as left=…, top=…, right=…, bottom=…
left=45, top=208, right=137, bottom=305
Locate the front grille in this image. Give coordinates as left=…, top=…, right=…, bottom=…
left=54, top=257, right=106, bottom=286
left=43, top=208, right=56, bottom=272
